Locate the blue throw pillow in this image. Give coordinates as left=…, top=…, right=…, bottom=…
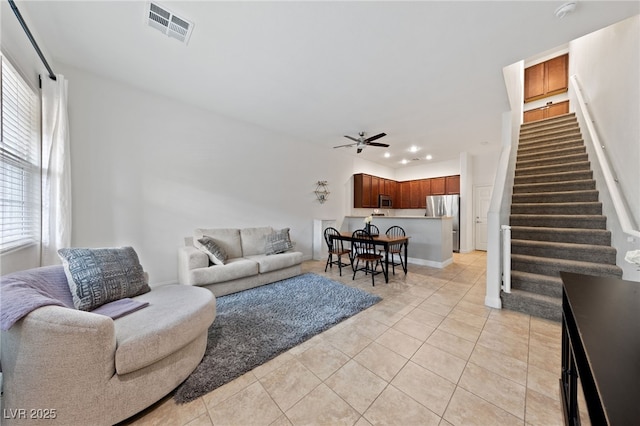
left=58, top=246, right=150, bottom=311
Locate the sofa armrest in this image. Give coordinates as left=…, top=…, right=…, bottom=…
left=1, top=306, right=116, bottom=422
left=178, top=245, right=208, bottom=285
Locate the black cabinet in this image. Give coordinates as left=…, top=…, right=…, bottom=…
left=560, top=272, right=640, bottom=425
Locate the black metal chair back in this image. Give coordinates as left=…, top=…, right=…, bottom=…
left=351, top=229, right=385, bottom=285
left=385, top=225, right=406, bottom=275
left=324, top=227, right=351, bottom=275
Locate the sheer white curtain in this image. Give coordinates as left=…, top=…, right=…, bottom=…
left=41, top=75, right=72, bottom=265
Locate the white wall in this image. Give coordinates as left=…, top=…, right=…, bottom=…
left=58, top=63, right=355, bottom=285
left=569, top=15, right=640, bottom=280
left=569, top=15, right=639, bottom=227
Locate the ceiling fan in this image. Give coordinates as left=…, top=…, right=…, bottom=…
left=333, top=132, right=389, bottom=154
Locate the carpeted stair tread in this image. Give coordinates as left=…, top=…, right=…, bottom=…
left=518, top=133, right=583, bottom=149
left=511, top=254, right=623, bottom=278
left=512, top=190, right=599, bottom=204
left=510, top=271, right=562, bottom=298
left=514, top=170, right=593, bottom=185
left=501, top=289, right=561, bottom=322
left=510, top=214, right=607, bottom=229
left=510, top=226, right=611, bottom=245
left=510, top=201, right=602, bottom=215
left=518, top=139, right=584, bottom=154
left=520, top=113, right=576, bottom=130
left=512, top=179, right=596, bottom=194
left=520, top=119, right=578, bottom=133
left=511, top=239, right=617, bottom=264
left=515, top=161, right=591, bottom=176
left=517, top=145, right=586, bottom=162
left=516, top=153, right=588, bottom=168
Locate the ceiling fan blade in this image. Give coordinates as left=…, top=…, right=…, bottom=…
left=366, top=142, right=390, bottom=148
left=344, top=135, right=360, bottom=142
left=364, top=132, right=386, bottom=143
left=333, top=142, right=356, bottom=149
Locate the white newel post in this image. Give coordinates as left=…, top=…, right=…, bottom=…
left=502, top=225, right=511, bottom=293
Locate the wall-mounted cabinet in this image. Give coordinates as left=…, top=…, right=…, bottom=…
left=524, top=54, right=569, bottom=103
left=430, top=177, right=446, bottom=195
left=354, top=173, right=460, bottom=209
left=445, top=175, right=460, bottom=194
left=523, top=100, right=570, bottom=123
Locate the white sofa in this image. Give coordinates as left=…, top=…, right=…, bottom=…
left=178, top=226, right=304, bottom=296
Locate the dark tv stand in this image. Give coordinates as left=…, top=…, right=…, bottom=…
left=560, top=272, right=640, bottom=425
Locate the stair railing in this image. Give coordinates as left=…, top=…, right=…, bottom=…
left=570, top=75, right=640, bottom=239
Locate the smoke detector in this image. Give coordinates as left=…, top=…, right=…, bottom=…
left=554, top=2, right=577, bottom=19
left=147, top=2, right=194, bottom=44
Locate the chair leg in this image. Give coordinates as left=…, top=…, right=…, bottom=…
left=352, top=259, right=359, bottom=280
left=391, top=253, right=396, bottom=275
left=325, top=253, right=332, bottom=272
left=370, top=261, right=375, bottom=286
left=337, top=255, right=342, bottom=276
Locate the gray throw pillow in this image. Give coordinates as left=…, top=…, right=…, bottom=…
left=197, top=236, right=228, bottom=265
left=58, top=246, right=150, bottom=311
left=265, top=228, right=293, bottom=255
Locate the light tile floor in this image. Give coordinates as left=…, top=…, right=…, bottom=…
left=122, top=252, right=569, bottom=426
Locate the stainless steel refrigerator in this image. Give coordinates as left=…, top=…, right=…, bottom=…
left=425, top=194, right=460, bottom=252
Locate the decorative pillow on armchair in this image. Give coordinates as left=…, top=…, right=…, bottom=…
left=58, top=246, right=150, bottom=311
left=265, top=228, right=294, bottom=255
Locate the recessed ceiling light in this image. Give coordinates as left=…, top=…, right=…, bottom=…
left=384, top=152, right=391, bottom=158
left=426, top=154, right=433, bottom=160
left=409, top=146, right=419, bottom=153
left=401, top=159, right=408, bottom=165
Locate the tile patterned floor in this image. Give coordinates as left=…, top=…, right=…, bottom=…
left=122, top=252, right=570, bottom=426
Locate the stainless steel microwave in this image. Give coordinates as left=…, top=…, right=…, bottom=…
left=378, top=194, right=392, bottom=208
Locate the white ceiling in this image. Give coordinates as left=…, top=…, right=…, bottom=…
left=15, top=1, right=639, bottom=167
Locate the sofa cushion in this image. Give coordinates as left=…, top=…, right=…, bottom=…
left=198, top=236, right=228, bottom=265
left=240, top=227, right=273, bottom=256
left=113, top=285, right=216, bottom=375
left=194, top=228, right=242, bottom=259
left=245, top=251, right=304, bottom=274
left=190, top=258, right=259, bottom=286
left=265, top=228, right=294, bottom=255
left=58, top=247, right=150, bottom=311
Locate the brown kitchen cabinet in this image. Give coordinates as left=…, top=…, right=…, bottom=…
left=354, top=173, right=460, bottom=208
left=523, top=100, right=569, bottom=123
left=419, top=179, right=431, bottom=208
left=398, top=181, right=411, bottom=209
left=430, top=177, right=446, bottom=195
left=524, top=54, right=568, bottom=103
left=353, top=174, right=372, bottom=208
left=445, top=175, right=460, bottom=194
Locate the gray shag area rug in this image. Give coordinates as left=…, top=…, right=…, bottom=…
left=173, top=272, right=381, bottom=403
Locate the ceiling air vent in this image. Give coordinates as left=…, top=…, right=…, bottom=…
left=147, top=2, right=194, bottom=44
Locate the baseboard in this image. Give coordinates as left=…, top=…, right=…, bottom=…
left=407, top=257, right=453, bottom=269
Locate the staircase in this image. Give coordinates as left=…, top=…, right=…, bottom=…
left=501, top=113, right=623, bottom=321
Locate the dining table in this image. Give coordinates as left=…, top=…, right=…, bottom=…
left=330, top=232, right=409, bottom=283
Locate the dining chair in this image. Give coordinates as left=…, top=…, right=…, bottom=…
left=385, top=225, right=406, bottom=275
left=324, top=227, right=351, bottom=276
left=351, top=229, right=385, bottom=286
left=366, top=224, right=380, bottom=236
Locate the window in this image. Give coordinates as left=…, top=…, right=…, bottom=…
left=0, top=56, right=41, bottom=252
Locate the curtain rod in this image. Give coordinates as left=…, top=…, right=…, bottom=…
left=8, top=0, right=56, bottom=81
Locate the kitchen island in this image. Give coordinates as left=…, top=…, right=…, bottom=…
left=342, top=216, right=453, bottom=268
